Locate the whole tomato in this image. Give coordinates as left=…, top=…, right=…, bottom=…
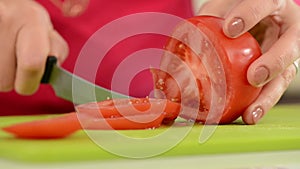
left=152, top=16, right=262, bottom=124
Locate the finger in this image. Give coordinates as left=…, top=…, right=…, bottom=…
left=197, top=0, right=242, bottom=17
left=0, top=32, right=16, bottom=92
left=247, top=23, right=300, bottom=87
left=0, top=56, right=16, bottom=92
left=15, top=23, right=51, bottom=95
left=242, top=63, right=297, bottom=124
left=223, top=0, right=286, bottom=38
left=0, top=2, right=20, bottom=92
left=49, top=30, right=69, bottom=65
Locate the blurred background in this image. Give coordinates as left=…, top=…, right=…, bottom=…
left=279, top=73, right=300, bottom=104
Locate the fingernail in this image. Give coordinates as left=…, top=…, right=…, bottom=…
left=227, top=17, right=244, bottom=37
left=251, top=107, right=264, bottom=124
left=253, top=66, right=269, bottom=86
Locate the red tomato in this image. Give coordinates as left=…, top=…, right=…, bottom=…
left=2, top=113, right=81, bottom=139
left=81, top=113, right=165, bottom=130
left=152, top=16, right=262, bottom=124
left=76, top=98, right=180, bottom=122
left=2, top=98, right=181, bottom=139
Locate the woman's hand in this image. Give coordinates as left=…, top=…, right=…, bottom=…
left=0, top=0, right=68, bottom=95
left=198, top=0, right=300, bottom=124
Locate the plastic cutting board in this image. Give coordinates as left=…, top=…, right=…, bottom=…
left=0, top=105, right=299, bottom=163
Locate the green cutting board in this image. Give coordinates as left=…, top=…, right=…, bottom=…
left=0, top=105, right=299, bottom=163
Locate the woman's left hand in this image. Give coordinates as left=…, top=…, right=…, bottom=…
left=198, top=0, right=300, bottom=124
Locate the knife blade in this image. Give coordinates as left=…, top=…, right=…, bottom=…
left=41, top=56, right=127, bottom=105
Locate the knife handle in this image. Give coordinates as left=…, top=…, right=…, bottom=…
left=41, top=56, right=57, bottom=83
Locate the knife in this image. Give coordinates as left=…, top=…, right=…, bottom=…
left=41, top=56, right=127, bottom=105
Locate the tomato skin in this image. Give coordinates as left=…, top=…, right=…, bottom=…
left=153, top=16, right=262, bottom=124
left=195, top=16, right=263, bottom=123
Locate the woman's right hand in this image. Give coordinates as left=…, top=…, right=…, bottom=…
left=0, top=0, right=69, bottom=95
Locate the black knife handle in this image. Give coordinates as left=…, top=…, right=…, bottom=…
left=41, top=56, right=57, bottom=83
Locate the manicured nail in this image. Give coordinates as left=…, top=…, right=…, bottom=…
left=253, top=66, right=269, bottom=86
left=228, top=17, right=244, bottom=37
left=251, top=107, right=264, bottom=124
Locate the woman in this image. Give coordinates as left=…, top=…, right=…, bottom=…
left=0, top=0, right=299, bottom=125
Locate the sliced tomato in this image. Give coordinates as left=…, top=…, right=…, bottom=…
left=82, top=113, right=165, bottom=130
left=2, top=112, right=81, bottom=139
left=152, top=16, right=262, bottom=124
left=2, top=98, right=180, bottom=139
left=76, top=98, right=180, bottom=122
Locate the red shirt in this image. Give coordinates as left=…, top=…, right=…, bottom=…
left=0, top=0, right=193, bottom=115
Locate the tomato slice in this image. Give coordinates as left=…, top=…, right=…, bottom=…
left=82, top=113, right=165, bottom=130
left=2, top=98, right=180, bottom=139
left=76, top=98, right=180, bottom=121
left=152, top=16, right=262, bottom=124
left=2, top=113, right=81, bottom=139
